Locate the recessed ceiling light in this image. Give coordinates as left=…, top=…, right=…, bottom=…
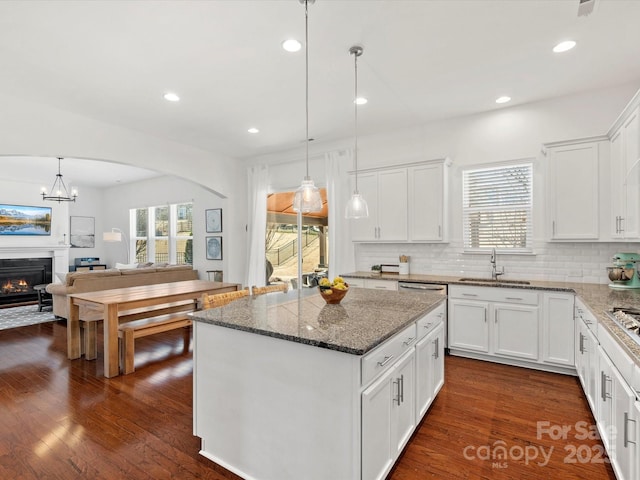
left=553, top=40, right=576, bottom=53
left=495, top=96, right=511, bottom=104
left=355, top=97, right=368, bottom=105
left=247, top=127, right=260, bottom=134
left=163, top=92, right=180, bottom=102
left=282, top=39, right=301, bottom=52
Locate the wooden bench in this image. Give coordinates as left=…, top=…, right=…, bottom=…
left=81, top=299, right=197, bottom=360
left=118, top=312, right=193, bottom=375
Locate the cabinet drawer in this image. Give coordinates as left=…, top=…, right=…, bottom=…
left=366, top=279, right=398, bottom=291
left=362, top=323, right=417, bottom=386
left=417, top=303, right=445, bottom=340
left=575, top=299, right=597, bottom=332
left=598, top=325, right=634, bottom=386
left=449, top=285, right=538, bottom=305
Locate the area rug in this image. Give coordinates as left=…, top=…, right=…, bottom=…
left=0, top=304, right=57, bottom=331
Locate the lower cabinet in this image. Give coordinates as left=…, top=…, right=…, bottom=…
left=448, top=285, right=574, bottom=373
left=362, top=349, right=415, bottom=480
left=361, top=302, right=445, bottom=480
left=415, top=322, right=445, bottom=419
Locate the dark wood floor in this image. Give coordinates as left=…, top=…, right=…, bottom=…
left=0, top=320, right=616, bottom=480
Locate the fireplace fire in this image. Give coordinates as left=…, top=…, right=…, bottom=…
left=0, top=258, right=53, bottom=307
left=2, top=278, right=30, bottom=294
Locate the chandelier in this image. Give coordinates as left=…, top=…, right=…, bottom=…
left=41, top=157, right=78, bottom=202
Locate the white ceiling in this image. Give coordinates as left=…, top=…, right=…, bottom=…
left=1, top=0, right=640, bottom=186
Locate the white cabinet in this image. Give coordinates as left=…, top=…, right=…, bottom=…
left=361, top=302, right=445, bottom=480
left=415, top=307, right=445, bottom=419
left=610, top=105, right=640, bottom=239
left=362, top=348, right=416, bottom=480
left=344, top=277, right=397, bottom=291
left=575, top=311, right=599, bottom=413
left=408, top=161, right=449, bottom=242
left=542, top=292, right=575, bottom=366
left=448, top=285, right=574, bottom=373
left=546, top=140, right=602, bottom=240
left=350, top=169, right=407, bottom=242
left=448, top=296, right=489, bottom=353
left=493, top=302, right=539, bottom=361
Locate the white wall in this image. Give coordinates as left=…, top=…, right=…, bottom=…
left=0, top=92, right=248, bottom=285
left=102, top=176, right=245, bottom=285
left=247, top=81, right=640, bottom=284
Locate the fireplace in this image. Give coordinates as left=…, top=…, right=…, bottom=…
left=0, top=258, right=53, bottom=307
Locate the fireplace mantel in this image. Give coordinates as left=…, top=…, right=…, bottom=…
left=0, top=245, right=70, bottom=281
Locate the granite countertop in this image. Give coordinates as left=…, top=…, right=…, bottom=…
left=190, top=287, right=445, bottom=356
left=343, top=271, right=640, bottom=366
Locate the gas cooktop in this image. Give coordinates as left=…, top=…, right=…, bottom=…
left=607, top=307, right=640, bottom=346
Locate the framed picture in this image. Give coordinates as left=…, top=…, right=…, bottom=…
left=206, top=236, right=223, bottom=260
left=206, top=208, right=222, bottom=233
left=0, top=203, right=52, bottom=236
left=70, top=216, right=95, bottom=248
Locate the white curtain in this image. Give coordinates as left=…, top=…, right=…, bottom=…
left=246, top=164, right=269, bottom=288
left=325, top=150, right=355, bottom=280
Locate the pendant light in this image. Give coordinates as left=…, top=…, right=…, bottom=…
left=345, top=45, right=369, bottom=219
left=292, top=0, right=322, bottom=214
left=41, top=157, right=78, bottom=203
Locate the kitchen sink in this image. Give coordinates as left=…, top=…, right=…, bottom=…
left=458, top=277, right=531, bottom=285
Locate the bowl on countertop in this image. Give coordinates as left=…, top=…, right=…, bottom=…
left=607, top=266, right=636, bottom=282
left=318, top=284, right=349, bottom=304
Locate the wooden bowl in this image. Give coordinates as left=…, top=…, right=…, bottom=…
left=318, top=284, right=349, bottom=304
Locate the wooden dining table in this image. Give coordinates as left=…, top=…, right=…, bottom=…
left=67, top=280, right=240, bottom=377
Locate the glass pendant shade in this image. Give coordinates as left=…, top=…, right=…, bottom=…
left=345, top=192, right=369, bottom=219
left=293, top=176, right=322, bottom=213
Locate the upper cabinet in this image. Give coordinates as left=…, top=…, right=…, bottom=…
left=350, top=168, right=408, bottom=242
left=545, top=138, right=605, bottom=241
left=609, top=104, right=640, bottom=239
left=349, top=159, right=450, bottom=243
left=408, top=161, right=450, bottom=242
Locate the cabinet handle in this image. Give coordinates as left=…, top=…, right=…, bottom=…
left=377, top=355, right=394, bottom=367
left=552, top=220, right=556, bottom=235
left=399, top=374, right=404, bottom=404
left=462, top=293, right=478, bottom=297
left=374, top=286, right=387, bottom=289
left=494, top=310, right=498, bottom=323
left=423, top=322, right=433, bottom=329
left=393, top=377, right=401, bottom=406
left=438, top=225, right=442, bottom=238
left=624, top=412, right=636, bottom=447
left=506, top=297, right=523, bottom=301
left=403, top=336, right=416, bottom=346
left=601, top=371, right=611, bottom=401
left=432, top=337, right=439, bottom=359
left=579, top=332, right=584, bottom=354
left=620, top=217, right=625, bottom=233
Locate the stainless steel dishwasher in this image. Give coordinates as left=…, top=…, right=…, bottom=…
left=398, top=281, right=447, bottom=295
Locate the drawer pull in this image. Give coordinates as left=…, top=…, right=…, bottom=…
left=423, top=323, right=433, bottom=329
left=506, top=297, right=523, bottom=301
left=377, top=355, right=394, bottom=367
left=432, top=337, right=439, bottom=359
left=462, top=293, right=478, bottom=297
left=403, top=336, right=416, bottom=346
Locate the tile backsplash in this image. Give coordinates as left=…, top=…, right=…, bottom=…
left=355, top=241, right=640, bottom=284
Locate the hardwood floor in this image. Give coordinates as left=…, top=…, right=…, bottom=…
left=0, top=321, right=616, bottom=479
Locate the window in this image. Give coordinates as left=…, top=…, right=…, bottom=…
left=462, top=163, right=533, bottom=252
left=132, top=203, right=193, bottom=264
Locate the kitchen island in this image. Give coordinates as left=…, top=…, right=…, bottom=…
left=190, top=287, right=445, bottom=480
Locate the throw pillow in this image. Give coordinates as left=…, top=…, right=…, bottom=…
left=115, top=262, right=138, bottom=270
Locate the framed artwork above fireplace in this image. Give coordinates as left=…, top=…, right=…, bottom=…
left=0, top=204, right=52, bottom=236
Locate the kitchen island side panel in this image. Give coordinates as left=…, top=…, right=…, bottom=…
left=193, top=321, right=361, bottom=480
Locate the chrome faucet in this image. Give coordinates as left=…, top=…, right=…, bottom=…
left=490, top=248, right=504, bottom=280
